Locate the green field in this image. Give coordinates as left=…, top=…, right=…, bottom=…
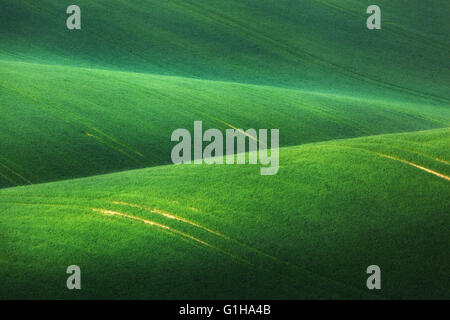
left=1, top=59, right=448, bottom=188
left=1, top=129, right=449, bottom=299
left=0, top=0, right=449, bottom=299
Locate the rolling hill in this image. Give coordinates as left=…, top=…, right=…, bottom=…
left=1, top=0, right=449, bottom=101
left=0, top=0, right=449, bottom=300
left=0, top=129, right=449, bottom=299
left=0, top=59, right=449, bottom=188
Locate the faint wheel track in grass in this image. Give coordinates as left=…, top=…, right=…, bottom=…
left=290, top=99, right=373, bottom=137
left=0, top=197, right=252, bottom=266
left=0, top=195, right=365, bottom=295
left=174, top=0, right=449, bottom=103
left=0, top=81, right=153, bottom=168
left=0, top=198, right=321, bottom=295
left=326, top=144, right=450, bottom=181
left=5, top=1, right=449, bottom=105
left=0, top=161, right=32, bottom=185
left=434, top=158, right=449, bottom=165
left=92, top=126, right=152, bottom=161
left=21, top=0, right=166, bottom=72
left=112, top=201, right=227, bottom=238
left=376, top=153, right=450, bottom=181
left=111, top=200, right=381, bottom=298
left=0, top=171, right=19, bottom=186
left=0, top=196, right=379, bottom=296
left=216, top=119, right=266, bottom=146
left=311, top=0, right=450, bottom=53
left=362, top=140, right=450, bottom=168
left=93, top=208, right=212, bottom=247
left=84, top=131, right=149, bottom=167
left=91, top=208, right=254, bottom=267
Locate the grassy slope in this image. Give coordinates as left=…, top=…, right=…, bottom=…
left=0, top=0, right=449, bottom=101
left=0, top=0, right=449, bottom=299
left=0, top=129, right=449, bottom=299
left=1, top=59, right=448, bottom=188
left=1, top=0, right=448, bottom=188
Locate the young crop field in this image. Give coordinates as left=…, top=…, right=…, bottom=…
left=0, top=0, right=448, bottom=300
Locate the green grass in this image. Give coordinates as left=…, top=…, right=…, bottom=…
left=0, top=0, right=449, bottom=299
left=1, top=0, right=449, bottom=101
left=1, top=59, right=448, bottom=188
left=0, top=129, right=448, bottom=299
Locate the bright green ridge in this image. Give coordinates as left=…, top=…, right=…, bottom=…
left=0, top=128, right=448, bottom=299
left=0, top=0, right=449, bottom=101
left=1, top=59, right=449, bottom=188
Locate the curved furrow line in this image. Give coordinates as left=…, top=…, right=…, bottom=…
left=175, top=0, right=449, bottom=103
left=110, top=200, right=381, bottom=298
left=311, top=0, right=450, bottom=53
left=376, top=153, right=450, bottom=181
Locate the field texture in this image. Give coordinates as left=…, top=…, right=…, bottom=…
left=0, top=0, right=449, bottom=299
